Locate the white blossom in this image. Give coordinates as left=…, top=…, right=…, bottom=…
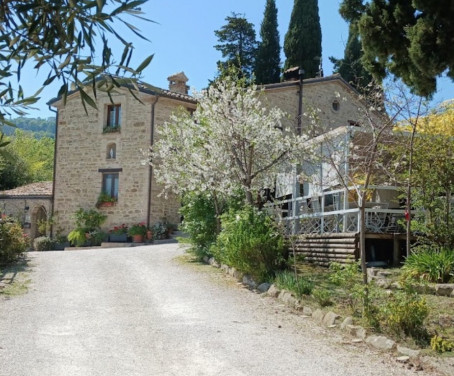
left=151, top=76, right=308, bottom=204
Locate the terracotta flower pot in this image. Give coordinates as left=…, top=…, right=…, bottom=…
left=132, top=234, right=144, bottom=243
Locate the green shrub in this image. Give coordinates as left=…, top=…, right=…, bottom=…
left=312, top=288, right=333, bottom=307
left=85, top=230, right=106, bottom=246
left=33, top=236, right=55, bottom=251
left=329, top=262, right=366, bottom=314
left=351, top=283, right=382, bottom=329
left=329, top=262, right=361, bottom=289
left=274, top=271, right=314, bottom=298
left=179, top=193, right=218, bottom=260
left=212, top=206, right=287, bottom=281
left=151, top=222, right=168, bottom=240
left=68, top=229, right=86, bottom=247
left=380, top=290, right=429, bottom=340
left=430, top=335, right=454, bottom=353
left=0, top=217, right=29, bottom=265
left=402, top=246, right=454, bottom=283
left=74, top=208, right=106, bottom=231
left=68, top=208, right=107, bottom=247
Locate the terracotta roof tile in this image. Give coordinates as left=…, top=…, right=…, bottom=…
left=0, top=181, right=53, bottom=197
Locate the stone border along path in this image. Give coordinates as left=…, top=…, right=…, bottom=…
left=202, top=256, right=454, bottom=376
left=367, top=268, right=454, bottom=298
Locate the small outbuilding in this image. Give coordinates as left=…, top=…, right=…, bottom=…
left=0, top=181, right=53, bottom=241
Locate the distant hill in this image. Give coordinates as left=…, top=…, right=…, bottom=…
left=2, top=117, right=56, bottom=139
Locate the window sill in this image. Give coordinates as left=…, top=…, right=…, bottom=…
left=103, top=126, right=121, bottom=134
left=96, top=201, right=117, bottom=209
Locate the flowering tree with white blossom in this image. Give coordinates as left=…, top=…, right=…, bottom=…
left=151, top=76, right=308, bottom=213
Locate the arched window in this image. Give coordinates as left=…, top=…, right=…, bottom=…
left=107, top=143, right=116, bottom=159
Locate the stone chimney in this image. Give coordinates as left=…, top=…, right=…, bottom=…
left=167, top=72, right=189, bottom=94
left=283, top=66, right=302, bottom=81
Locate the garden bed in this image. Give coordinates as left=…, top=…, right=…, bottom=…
left=288, top=262, right=454, bottom=354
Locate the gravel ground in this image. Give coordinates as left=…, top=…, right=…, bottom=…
left=0, top=243, right=446, bottom=375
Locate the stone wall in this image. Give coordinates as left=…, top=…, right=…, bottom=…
left=264, top=77, right=377, bottom=135
left=0, top=197, right=52, bottom=240
left=52, top=89, right=195, bottom=234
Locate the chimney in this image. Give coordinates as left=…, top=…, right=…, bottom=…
left=167, top=72, right=189, bottom=94
left=283, top=66, right=301, bottom=82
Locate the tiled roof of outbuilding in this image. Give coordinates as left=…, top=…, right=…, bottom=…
left=0, top=181, right=53, bottom=198
left=47, top=76, right=197, bottom=106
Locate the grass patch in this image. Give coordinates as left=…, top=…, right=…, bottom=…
left=274, top=271, right=314, bottom=298
left=0, top=258, right=31, bottom=297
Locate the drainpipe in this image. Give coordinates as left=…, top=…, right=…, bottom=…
left=48, top=105, right=58, bottom=238
left=297, top=68, right=304, bottom=136
left=146, top=96, right=159, bottom=228
left=292, top=68, right=304, bottom=234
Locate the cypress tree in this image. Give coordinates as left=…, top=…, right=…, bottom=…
left=255, top=0, right=281, bottom=84
left=329, top=23, right=373, bottom=92
left=284, top=0, right=322, bottom=78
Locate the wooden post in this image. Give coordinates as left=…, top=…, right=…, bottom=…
left=292, top=166, right=300, bottom=235
left=393, top=236, right=401, bottom=266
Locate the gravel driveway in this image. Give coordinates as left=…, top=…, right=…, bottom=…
left=0, top=244, right=443, bottom=375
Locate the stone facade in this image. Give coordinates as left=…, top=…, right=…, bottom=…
left=263, top=74, right=374, bottom=134
left=0, top=182, right=53, bottom=240
left=49, top=75, right=196, bottom=234
left=47, top=72, right=372, bottom=236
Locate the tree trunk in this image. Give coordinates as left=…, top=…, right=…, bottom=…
left=359, top=198, right=368, bottom=285
left=406, top=122, right=417, bottom=257
left=245, top=190, right=254, bottom=206
left=212, top=191, right=222, bottom=235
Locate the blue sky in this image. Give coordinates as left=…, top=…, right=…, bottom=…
left=17, top=0, right=454, bottom=118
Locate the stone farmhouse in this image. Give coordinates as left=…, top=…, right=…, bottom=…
left=0, top=182, right=52, bottom=240
left=47, top=73, right=196, bottom=235
left=2, top=70, right=400, bottom=263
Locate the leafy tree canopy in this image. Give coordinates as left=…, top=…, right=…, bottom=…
left=419, top=101, right=454, bottom=136
left=255, top=0, right=281, bottom=85
left=214, top=13, right=258, bottom=80
left=339, top=0, right=454, bottom=97
left=0, top=130, right=54, bottom=189
left=0, top=0, right=153, bottom=130
left=151, top=74, right=308, bottom=206
left=397, top=100, right=454, bottom=136
left=2, top=117, right=56, bottom=138
left=329, top=23, right=373, bottom=94
left=0, top=146, right=32, bottom=190
left=284, top=0, right=322, bottom=78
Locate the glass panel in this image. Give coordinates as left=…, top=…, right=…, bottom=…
left=102, top=173, right=119, bottom=199
left=104, top=175, right=113, bottom=195
left=113, top=175, right=119, bottom=199
left=108, top=107, right=114, bottom=126
left=116, top=105, right=121, bottom=126
left=107, top=105, right=121, bottom=127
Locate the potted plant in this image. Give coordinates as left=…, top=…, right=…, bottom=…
left=128, top=222, right=147, bottom=243
left=146, top=228, right=153, bottom=241
left=96, top=192, right=117, bottom=208
left=109, top=224, right=128, bottom=242
left=53, top=234, right=70, bottom=250
left=151, top=222, right=168, bottom=240
left=68, top=208, right=107, bottom=247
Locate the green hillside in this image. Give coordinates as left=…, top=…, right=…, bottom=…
left=2, top=117, right=56, bottom=139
